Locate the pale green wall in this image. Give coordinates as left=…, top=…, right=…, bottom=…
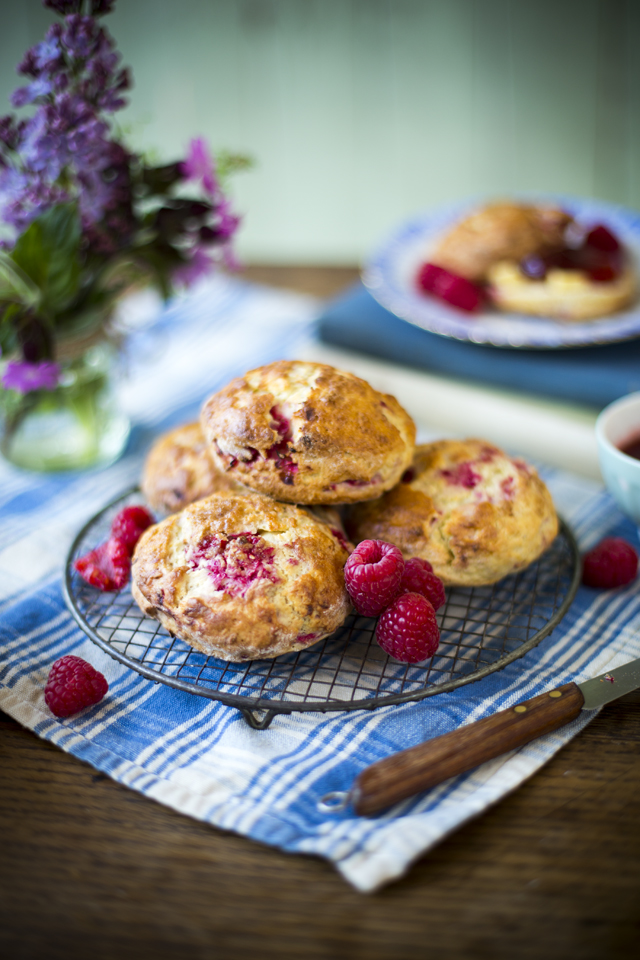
left=1, top=0, right=639, bottom=264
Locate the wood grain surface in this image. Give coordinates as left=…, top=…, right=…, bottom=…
left=1, top=267, right=639, bottom=960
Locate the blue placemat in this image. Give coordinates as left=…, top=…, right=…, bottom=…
left=317, top=282, right=640, bottom=409
left=1, top=275, right=639, bottom=893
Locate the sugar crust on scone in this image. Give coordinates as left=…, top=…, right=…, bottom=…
left=131, top=492, right=352, bottom=661
left=346, top=439, right=558, bottom=587
left=199, top=361, right=416, bottom=505
left=141, top=422, right=245, bottom=514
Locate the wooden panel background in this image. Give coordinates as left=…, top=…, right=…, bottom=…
left=1, top=0, right=639, bottom=264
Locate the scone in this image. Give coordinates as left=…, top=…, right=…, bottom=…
left=200, top=360, right=416, bottom=505
left=131, top=491, right=351, bottom=661
left=346, top=439, right=558, bottom=587
left=431, top=202, right=571, bottom=283
left=141, top=422, right=245, bottom=514
left=425, top=201, right=636, bottom=320
left=487, top=259, right=636, bottom=321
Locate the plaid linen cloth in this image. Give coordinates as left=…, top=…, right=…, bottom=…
left=1, top=275, right=639, bottom=893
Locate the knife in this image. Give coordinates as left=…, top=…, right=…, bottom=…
left=351, top=657, right=640, bottom=816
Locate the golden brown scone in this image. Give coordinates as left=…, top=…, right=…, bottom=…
left=131, top=492, right=351, bottom=661
left=487, top=260, right=637, bottom=320
left=345, top=439, right=558, bottom=587
left=431, top=202, right=572, bottom=282
left=141, top=422, right=245, bottom=514
left=199, top=360, right=416, bottom=505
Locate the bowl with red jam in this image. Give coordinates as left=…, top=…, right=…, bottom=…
left=596, top=392, right=640, bottom=525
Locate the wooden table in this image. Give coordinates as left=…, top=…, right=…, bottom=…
left=2, top=267, right=639, bottom=960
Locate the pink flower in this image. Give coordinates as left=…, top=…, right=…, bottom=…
left=2, top=359, right=60, bottom=393
left=180, top=137, right=217, bottom=197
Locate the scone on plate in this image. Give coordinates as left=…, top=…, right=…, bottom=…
left=431, top=202, right=571, bottom=283
left=423, top=200, right=636, bottom=320
left=346, top=439, right=558, bottom=587
left=200, top=360, right=416, bottom=505
left=141, top=422, right=246, bottom=514
left=131, top=491, right=351, bottom=661
left=487, top=259, right=636, bottom=321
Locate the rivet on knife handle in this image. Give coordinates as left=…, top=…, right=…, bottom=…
left=351, top=682, right=584, bottom=816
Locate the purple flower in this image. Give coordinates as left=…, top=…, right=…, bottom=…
left=44, top=1, right=83, bottom=13
left=215, top=197, right=241, bottom=240
left=180, top=138, right=218, bottom=197
left=11, top=79, right=54, bottom=108
left=173, top=247, right=215, bottom=287
left=2, top=360, right=61, bottom=393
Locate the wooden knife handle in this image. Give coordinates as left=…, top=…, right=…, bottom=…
left=352, top=682, right=584, bottom=816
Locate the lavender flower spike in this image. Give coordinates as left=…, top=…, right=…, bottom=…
left=180, top=138, right=218, bottom=197
left=2, top=360, right=61, bottom=393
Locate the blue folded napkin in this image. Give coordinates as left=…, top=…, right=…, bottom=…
left=317, top=282, right=640, bottom=409
left=2, top=275, right=640, bottom=893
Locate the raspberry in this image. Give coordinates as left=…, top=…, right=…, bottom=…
left=111, top=505, right=154, bottom=553
left=44, top=655, right=108, bottom=718
left=74, top=537, right=131, bottom=591
left=376, top=592, right=440, bottom=663
left=582, top=537, right=638, bottom=589
left=585, top=224, right=620, bottom=253
left=397, top=557, right=446, bottom=611
left=344, top=539, right=404, bottom=617
left=417, top=262, right=482, bottom=313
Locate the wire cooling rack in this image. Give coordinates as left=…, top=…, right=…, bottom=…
left=64, top=487, right=580, bottom=729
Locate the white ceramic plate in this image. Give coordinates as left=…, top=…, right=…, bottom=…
left=362, top=195, right=640, bottom=348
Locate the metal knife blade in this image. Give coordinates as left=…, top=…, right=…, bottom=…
left=578, top=656, right=640, bottom=709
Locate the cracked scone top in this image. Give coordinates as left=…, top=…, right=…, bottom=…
left=346, top=439, right=558, bottom=587
left=199, top=361, right=416, bottom=505
left=141, top=422, right=246, bottom=514
left=131, top=492, right=351, bottom=661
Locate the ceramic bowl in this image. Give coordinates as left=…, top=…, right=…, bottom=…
left=595, top=392, right=640, bottom=525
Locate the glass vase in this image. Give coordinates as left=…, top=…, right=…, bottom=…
left=0, top=341, right=130, bottom=472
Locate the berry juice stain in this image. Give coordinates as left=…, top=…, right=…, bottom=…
left=618, top=430, right=640, bottom=462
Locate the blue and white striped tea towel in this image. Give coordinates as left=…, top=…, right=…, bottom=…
left=1, top=275, right=639, bottom=893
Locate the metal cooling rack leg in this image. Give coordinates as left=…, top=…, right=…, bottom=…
left=240, top=708, right=280, bottom=729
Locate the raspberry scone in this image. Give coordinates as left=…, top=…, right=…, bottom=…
left=199, top=361, right=416, bottom=505
left=431, top=202, right=572, bottom=283
left=346, top=439, right=558, bottom=587
left=131, top=492, right=351, bottom=661
left=142, top=422, right=245, bottom=514
left=422, top=202, right=636, bottom=320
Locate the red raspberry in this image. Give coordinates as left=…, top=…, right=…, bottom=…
left=74, top=537, right=131, bottom=591
left=582, top=537, right=638, bottom=589
left=344, top=539, right=404, bottom=617
left=585, top=224, right=620, bottom=253
left=376, top=592, right=440, bottom=663
left=111, top=505, right=154, bottom=553
left=44, top=655, right=108, bottom=718
left=397, top=557, right=445, bottom=611
left=417, top=262, right=482, bottom=313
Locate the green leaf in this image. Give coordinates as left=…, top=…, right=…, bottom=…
left=0, top=252, right=41, bottom=308
left=11, top=203, right=82, bottom=315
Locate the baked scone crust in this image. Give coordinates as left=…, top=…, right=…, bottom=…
left=431, top=203, right=572, bottom=283
left=200, top=361, right=416, bottom=505
left=131, top=492, right=351, bottom=661
left=346, top=439, right=558, bottom=587
left=487, top=261, right=637, bottom=320
left=141, top=422, right=245, bottom=514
